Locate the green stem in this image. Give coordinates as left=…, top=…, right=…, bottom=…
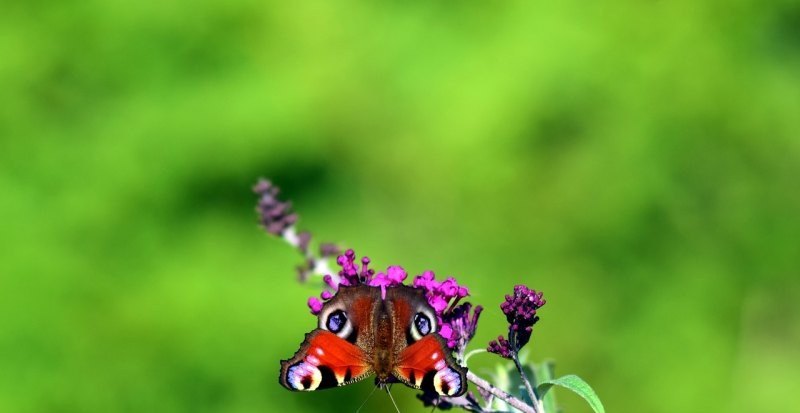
left=511, top=332, right=541, bottom=413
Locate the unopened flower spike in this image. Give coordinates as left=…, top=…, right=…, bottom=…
left=253, top=179, right=296, bottom=236
left=253, top=178, right=339, bottom=284
left=488, top=284, right=545, bottom=358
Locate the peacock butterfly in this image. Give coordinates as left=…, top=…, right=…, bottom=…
left=279, top=284, right=467, bottom=397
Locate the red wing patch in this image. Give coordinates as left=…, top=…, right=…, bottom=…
left=392, top=335, right=467, bottom=397
left=280, top=330, right=373, bottom=391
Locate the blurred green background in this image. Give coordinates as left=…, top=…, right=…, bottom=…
left=2, top=0, right=799, bottom=412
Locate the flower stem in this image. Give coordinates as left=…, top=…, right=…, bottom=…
left=282, top=226, right=338, bottom=283
left=510, top=332, right=540, bottom=413
left=466, top=371, right=536, bottom=413
left=511, top=352, right=540, bottom=413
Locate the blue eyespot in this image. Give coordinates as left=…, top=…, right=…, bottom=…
left=327, top=310, right=347, bottom=333
left=414, top=313, right=431, bottom=336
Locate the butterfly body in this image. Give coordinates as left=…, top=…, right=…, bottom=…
left=279, top=284, right=467, bottom=397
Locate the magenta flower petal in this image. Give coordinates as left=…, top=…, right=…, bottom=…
left=368, top=275, right=392, bottom=288
left=386, top=266, right=408, bottom=283
left=307, top=297, right=323, bottom=315
left=428, top=294, right=449, bottom=313
left=439, top=277, right=459, bottom=297
left=323, top=275, right=339, bottom=290
left=360, top=257, right=375, bottom=282
left=368, top=266, right=407, bottom=292
left=457, top=286, right=469, bottom=297
left=412, top=270, right=436, bottom=290
left=439, top=323, right=454, bottom=340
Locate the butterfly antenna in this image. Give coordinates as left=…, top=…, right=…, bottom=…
left=355, top=385, right=379, bottom=413
left=385, top=386, right=401, bottom=413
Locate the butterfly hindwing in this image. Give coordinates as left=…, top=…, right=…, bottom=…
left=279, top=329, right=373, bottom=391
left=392, top=334, right=467, bottom=397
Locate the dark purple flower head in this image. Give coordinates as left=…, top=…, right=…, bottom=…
left=253, top=179, right=297, bottom=235
left=488, top=284, right=545, bottom=357
left=501, top=285, right=545, bottom=349
left=487, top=335, right=514, bottom=359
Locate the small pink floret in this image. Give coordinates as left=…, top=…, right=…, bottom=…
left=307, top=297, right=323, bottom=314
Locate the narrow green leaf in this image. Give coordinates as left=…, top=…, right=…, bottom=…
left=537, top=375, right=604, bottom=413
left=463, top=349, right=487, bottom=366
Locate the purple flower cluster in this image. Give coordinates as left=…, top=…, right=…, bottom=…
left=308, top=249, right=409, bottom=314
left=412, top=271, right=480, bottom=350
left=503, top=285, right=545, bottom=348
left=487, top=335, right=513, bottom=359
left=488, top=285, right=545, bottom=359
left=253, top=179, right=296, bottom=236
left=412, top=271, right=469, bottom=313
left=444, top=302, right=483, bottom=354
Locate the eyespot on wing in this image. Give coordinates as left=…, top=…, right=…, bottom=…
left=392, top=334, right=467, bottom=396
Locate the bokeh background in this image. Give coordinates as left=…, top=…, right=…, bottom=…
left=2, top=1, right=799, bottom=412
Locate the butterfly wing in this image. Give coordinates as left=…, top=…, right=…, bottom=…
left=392, top=334, right=467, bottom=397
left=279, top=329, right=374, bottom=391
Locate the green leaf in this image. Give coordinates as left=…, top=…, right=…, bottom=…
left=487, top=364, right=512, bottom=412
left=537, top=375, right=604, bottom=413
left=535, top=360, right=558, bottom=413
left=518, top=348, right=530, bottom=364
